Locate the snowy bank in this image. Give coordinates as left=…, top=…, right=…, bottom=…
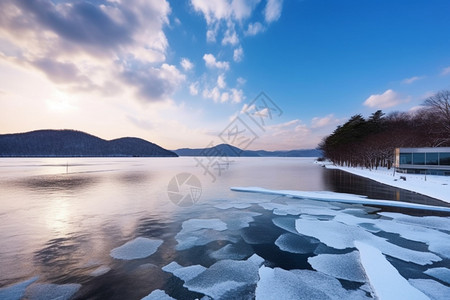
left=321, top=162, right=450, bottom=203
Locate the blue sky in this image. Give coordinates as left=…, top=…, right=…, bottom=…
left=0, top=0, right=449, bottom=150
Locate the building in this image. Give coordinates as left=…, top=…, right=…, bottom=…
left=394, top=147, right=450, bottom=175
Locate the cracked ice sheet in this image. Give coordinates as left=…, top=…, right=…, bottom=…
left=0, top=277, right=38, bottom=300
left=183, top=254, right=264, bottom=299
left=378, top=212, right=450, bottom=232
left=308, top=251, right=367, bottom=282
left=141, top=289, right=175, bottom=300
left=24, top=283, right=82, bottom=300
left=424, top=267, right=450, bottom=284
left=355, top=241, right=429, bottom=300
left=231, top=187, right=450, bottom=212
left=408, top=279, right=450, bottom=300
left=110, top=237, right=163, bottom=260
left=162, top=262, right=206, bottom=282
left=255, top=266, right=370, bottom=300
left=295, top=218, right=441, bottom=265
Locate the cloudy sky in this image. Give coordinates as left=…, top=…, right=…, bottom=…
left=1, top=0, right=449, bottom=150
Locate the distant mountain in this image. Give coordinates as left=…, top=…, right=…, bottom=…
left=174, top=144, right=322, bottom=157
left=0, top=130, right=177, bottom=157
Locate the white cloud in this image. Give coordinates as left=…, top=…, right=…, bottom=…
left=245, top=22, right=265, bottom=36
left=202, top=86, right=221, bottom=102
left=311, top=114, right=338, bottom=128
left=217, top=74, right=226, bottom=89
left=0, top=0, right=178, bottom=102
left=265, top=0, right=283, bottom=23
left=189, top=82, right=199, bottom=95
left=233, top=47, right=244, bottom=62
left=441, top=66, right=450, bottom=76
left=237, top=77, right=246, bottom=86
left=363, top=89, right=410, bottom=109
left=401, top=76, right=423, bottom=84
left=221, top=92, right=230, bottom=102
left=222, top=22, right=239, bottom=45
left=230, top=88, right=243, bottom=103
left=203, top=53, right=230, bottom=70
left=180, top=58, right=194, bottom=71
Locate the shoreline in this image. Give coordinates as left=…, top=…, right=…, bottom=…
left=318, top=162, right=450, bottom=204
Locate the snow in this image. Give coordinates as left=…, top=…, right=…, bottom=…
left=275, top=233, right=319, bottom=254
left=162, top=262, right=207, bottom=282
left=324, top=164, right=450, bottom=203
left=255, top=266, right=370, bottom=300
left=141, top=289, right=175, bottom=300
left=424, top=267, right=450, bottom=284
left=0, top=277, right=38, bottom=300
left=408, top=279, right=450, bottom=300
left=24, top=283, right=82, bottom=300
left=110, top=237, right=163, bottom=260
left=308, top=251, right=367, bottom=282
left=354, top=241, right=429, bottom=300
left=182, top=254, right=264, bottom=299
left=231, top=187, right=450, bottom=212
left=295, top=218, right=441, bottom=265
left=89, top=265, right=111, bottom=277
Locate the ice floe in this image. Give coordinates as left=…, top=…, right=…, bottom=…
left=110, top=237, right=163, bottom=260
left=219, top=211, right=261, bottom=231
left=209, top=243, right=254, bottom=260
left=354, top=241, right=428, bottom=300
left=295, top=218, right=441, bottom=265
left=180, top=254, right=264, bottom=299
left=175, top=218, right=237, bottom=251
left=368, top=218, right=450, bottom=258
left=378, top=212, right=450, bottom=231
left=275, top=233, right=319, bottom=254
left=308, top=251, right=367, bottom=282
left=231, top=187, right=450, bottom=212
left=24, top=283, right=82, bottom=300
left=408, top=279, right=450, bottom=300
left=141, top=289, right=175, bottom=300
left=424, top=267, right=450, bottom=284
left=162, top=262, right=206, bottom=282
left=214, top=202, right=252, bottom=210
left=255, top=266, right=370, bottom=300
left=89, top=265, right=111, bottom=277
left=0, top=277, right=38, bottom=300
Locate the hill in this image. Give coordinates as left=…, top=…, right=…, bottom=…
left=174, top=144, right=322, bottom=157
left=0, top=130, right=177, bottom=157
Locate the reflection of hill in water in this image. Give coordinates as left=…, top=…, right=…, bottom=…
left=16, top=175, right=100, bottom=192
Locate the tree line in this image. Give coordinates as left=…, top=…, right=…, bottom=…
left=319, top=90, right=450, bottom=169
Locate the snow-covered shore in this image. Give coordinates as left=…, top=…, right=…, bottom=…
left=319, top=162, right=450, bottom=204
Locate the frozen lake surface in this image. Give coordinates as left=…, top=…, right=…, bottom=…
left=0, top=157, right=449, bottom=299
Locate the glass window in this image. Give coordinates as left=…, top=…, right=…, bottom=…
left=439, top=152, right=450, bottom=166
left=425, top=153, right=438, bottom=165
left=412, top=153, right=425, bottom=165
left=399, top=153, right=412, bottom=164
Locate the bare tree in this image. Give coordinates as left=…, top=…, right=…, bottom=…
left=423, top=90, right=450, bottom=146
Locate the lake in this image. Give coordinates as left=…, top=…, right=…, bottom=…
left=0, top=157, right=449, bottom=299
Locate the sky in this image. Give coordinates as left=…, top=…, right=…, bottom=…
left=0, top=0, right=449, bottom=151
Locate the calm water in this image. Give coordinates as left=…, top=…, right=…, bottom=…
left=0, top=157, right=448, bottom=299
